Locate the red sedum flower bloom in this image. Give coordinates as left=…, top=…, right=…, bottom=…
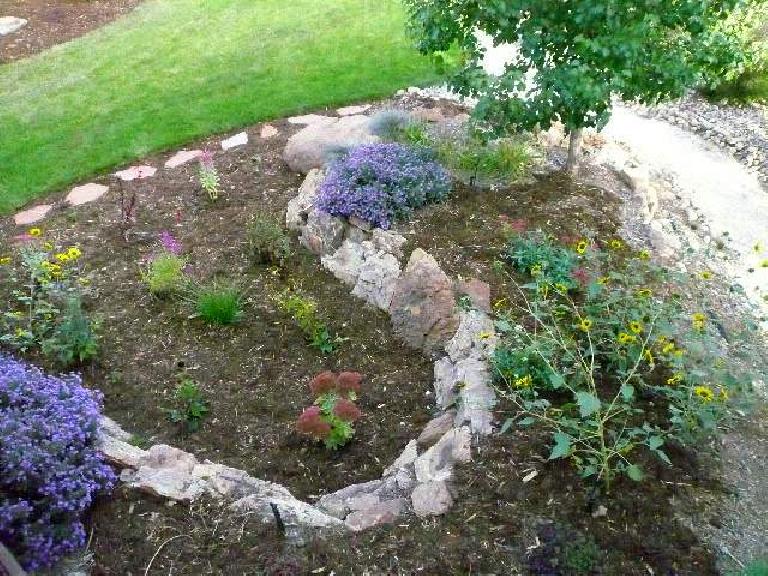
left=337, top=371, right=363, bottom=395
left=333, top=398, right=362, bottom=422
left=309, top=371, right=338, bottom=396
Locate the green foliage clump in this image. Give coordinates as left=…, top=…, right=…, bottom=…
left=703, top=0, right=768, bottom=102
left=436, top=133, right=534, bottom=186
left=506, top=230, right=578, bottom=288
left=493, top=233, right=747, bottom=488
left=562, top=538, right=601, bottom=574
left=276, top=290, right=338, bottom=354
left=247, top=213, right=292, bottom=267
left=368, top=109, right=416, bottom=140
left=142, top=253, right=188, bottom=296
left=194, top=283, right=242, bottom=325
left=167, top=375, right=208, bottom=432
left=42, top=295, right=99, bottom=367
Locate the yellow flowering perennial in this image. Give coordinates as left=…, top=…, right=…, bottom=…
left=638, top=249, right=651, bottom=260
left=667, top=373, right=684, bottom=386
left=629, top=321, right=644, bottom=334
left=692, top=312, right=706, bottom=331
left=28, top=228, right=42, bottom=237
left=617, top=332, right=637, bottom=345
left=576, top=240, right=588, bottom=254
left=0, top=256, right=10, bottom=266
left=693, top=386, right=715, bottom=402
left=67, top=247, right=82, bottom=260
left=513, top=375, right=533, bottom=388
left=579, top=318, right=592, bottom=332
left=610, top=239, right=623, bottom=250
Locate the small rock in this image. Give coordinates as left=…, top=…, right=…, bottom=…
left=221, top=132, right=248, bottom=150
left=344, top=499, right=406, bottom=531
left=114, top=165, right=157, bottom=181
left=414, top=427, right=471, bottom=483
left=337, top=104, right=372, bottom=117
left=322, top=239, right=367, bottom=285
left=0, top=16, right=26, bottom=36
left=165, top=150, right=201, bottom=169
left=287, top=114, right=336, bottom=126
left=299, top=209, right=345, bottom=255
left=417, top=411, right=456, bottom=448
left=260, top=125, right=279, bottom=139
left=14, top=204, right=52, bottom=226
left=454, top=278, right=491, bottom=313
left=411, top=481, right=454, bottom=517
left=591, top=505, right=608, bottom=518
left=351, top=250, right=401, bottom=310
left=66, top=183, right=109, bottom=206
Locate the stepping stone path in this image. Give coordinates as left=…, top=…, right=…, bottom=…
left=14, top=205, right=52, bottom=226
left=221, top=132, right=248, bottom=150
left=260, top=125, right=279, bottom=139
left=114, top=165, right=156, bottom=182
left=0, top=16, right=26, bottom=36
left=66, top=183, right=109, bottom=206
left=165, top=149, right=201, bottom=169
left=337, top=104, right=372, bottom=117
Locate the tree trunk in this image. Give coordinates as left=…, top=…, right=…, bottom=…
left=566, top=128, right=584, bottom=177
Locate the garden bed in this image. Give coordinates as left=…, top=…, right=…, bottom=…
left=0, top=97, right=758, bottom=574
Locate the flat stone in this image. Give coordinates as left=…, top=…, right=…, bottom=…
left=344, top=499, right=406, bottom=531
left=445, top=310, right=497, bottom=362
left=453, top=357, right=496, bottom=435
left=0, top=16, right=26, bottom=36
left=389, top=248, right=460, bottom=357
left=351, top=250, right=401, bottom=310
left=114, top=165, right=156, bottom=181
left=260, top=125, right=279, bottom=139
left=165, top=149, right=201, bottom=169
left=66, top=183, right=109, bottom=206
left=411, top=481, right=454, bottom=517
left=221, top=132, right=248, bottom=150
left=337, top=104, right=372, bottom=117
left=316, top=480, right=383, bottom=518
left=14, top=204, right=52, bottom=226
left=417, top=411, right=456, bottom=448
left=287, top=114, right=336, bottom=126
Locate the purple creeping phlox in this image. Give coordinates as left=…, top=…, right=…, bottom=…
left=317, top=143, right=451, bottom=229
left=0, top=354, right=115, bottom=571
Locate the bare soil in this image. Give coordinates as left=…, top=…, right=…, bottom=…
left=0, top=0, right=141, bottom=63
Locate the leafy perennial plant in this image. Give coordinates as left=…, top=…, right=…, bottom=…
left=296, top=371, right=363, bottom=450
left=493, top=231, right=746, bottom=488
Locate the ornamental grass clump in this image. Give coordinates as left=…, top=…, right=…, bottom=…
left=194, top=282, right=242, bottom=325
left=317, top=143, right=451, bottom=229
left=492, top=230, right=749, bottom=489
left=0, top=354, right=115, bottom=571
left=296, top=371, right=363, bottom=450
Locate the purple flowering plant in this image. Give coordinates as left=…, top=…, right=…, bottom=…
left=0, top=354, right=115, bottom=571
left=317, top=143, right=451, bottom=229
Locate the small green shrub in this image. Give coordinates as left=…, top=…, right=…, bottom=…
left=563, top=538, right=601, bottom=574
left=167, top=376, right=207, bottom=432
left=276, top=290, right=338, bottom=354
left=194, top=283, right=242, bottom=325
left=42, top=295, right=99, bottom=367
left=142, top=253, right=188, bottom=296
left=247, top=213, right=292, bottom=266
left=506, top=230, right=578, bottom=288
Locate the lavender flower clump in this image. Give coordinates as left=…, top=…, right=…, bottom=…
left=0, top=354, right=115, bottom=571
left=317, top=143, right=451, bottom=229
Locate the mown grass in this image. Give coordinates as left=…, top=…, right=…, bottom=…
left=0, top=0, right=439, bottom=213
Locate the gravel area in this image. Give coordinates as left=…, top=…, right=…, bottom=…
left=636, top=93, right=768, bottom=187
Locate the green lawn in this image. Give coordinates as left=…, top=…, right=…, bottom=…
left=0, top=0, right=439, bottom=214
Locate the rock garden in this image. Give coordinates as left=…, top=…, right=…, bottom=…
left=2, top=2, right=768, bottom=576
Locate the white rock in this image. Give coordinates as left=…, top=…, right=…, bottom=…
left=351, top=250, right=402, bottom=310
left=260, top=125, right=279, bottom=139
left=0, top=16, right=26, bottom=36
left=286, top=168, right=325, bottom=230
left=414, top=427, right=471, bottom=483
left=287, top=114, right=336, bottom=126
left=321, top=239, right=367, bottom=286
left=221, top=132, right=248, bottom=150
left=411, top=481, right=454, bottom=517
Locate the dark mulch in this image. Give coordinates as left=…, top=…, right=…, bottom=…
left=0, top=98, right=724, bottom=575
left=0, top=0, right=142, bottom=63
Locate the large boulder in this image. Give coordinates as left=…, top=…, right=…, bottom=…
left=389, top=249, right=460, bottom=356
left=283, top=115, right=379, bottom=173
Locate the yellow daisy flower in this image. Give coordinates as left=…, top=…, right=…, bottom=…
left=579, top=318, right=593, bottom=332
left=597, top=276, right=610, bottom=285
left=638, top=249, right=651, bottom=261
left=55, top=253, right=70, bottom=263
left=0, top=256, right=10, bottom=266
left=617, top=332, right=637, bottom=345
left=667, top=373, right=684, bottom=386
left=28, top=228, right=42, bottom=237
left=575, top=240, right=589, bottom=255
left=694, top=385, right=715, bottom=403
left=610, top=239, right=623, bottom=250
left=530, top=264, right=543, bottom=276
left=629, top=320, right=644, bottom=334
left=513, top=375, right=533, bottom=389
left=67, top=247, right=82, bottom=259
left=699, top=270, right=712, bottom=280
